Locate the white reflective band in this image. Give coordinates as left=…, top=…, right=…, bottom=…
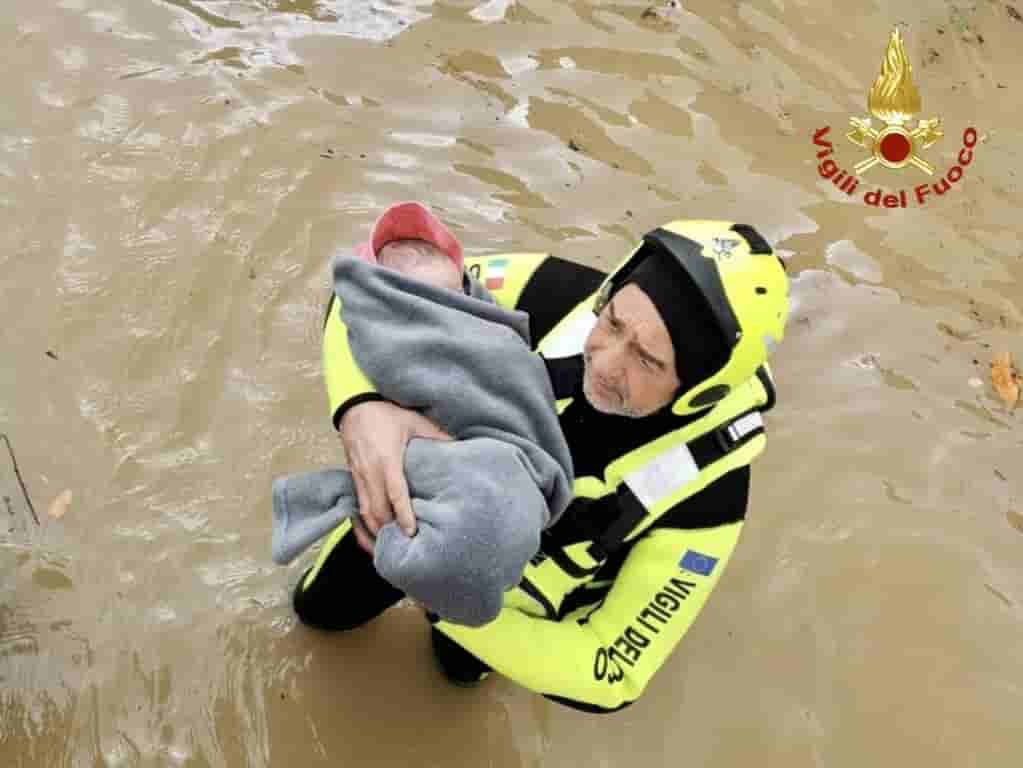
left=623, top=441, right=699, bottom=511
left=623, top=411, right=764, bottom=511
left=727, top=411, right=763, bottom=442
left=541, top=309, right=596, bottom=359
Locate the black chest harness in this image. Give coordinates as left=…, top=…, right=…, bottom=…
left=537, top=355, right=774, bottom=578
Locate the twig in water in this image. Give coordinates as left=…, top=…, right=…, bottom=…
left=1, top=433, right=39, bottom=526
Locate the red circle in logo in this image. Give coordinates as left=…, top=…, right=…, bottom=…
left=879, top=132, right=912, bottom=163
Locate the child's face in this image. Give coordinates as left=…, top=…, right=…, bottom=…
left=402, top=258, right=463, bottom=292
left=378, top=242, right=463, bottom=292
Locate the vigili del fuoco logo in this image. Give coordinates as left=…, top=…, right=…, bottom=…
left=812, top=27, right=980, bottom=208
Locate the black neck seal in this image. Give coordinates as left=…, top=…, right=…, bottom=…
left=612, top=245, right=728, bottom=392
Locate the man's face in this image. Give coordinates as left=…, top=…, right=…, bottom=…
left=582, top=284, right=682, bottom=418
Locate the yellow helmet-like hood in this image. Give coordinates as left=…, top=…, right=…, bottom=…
left=593, top=220, right=789, bottom=416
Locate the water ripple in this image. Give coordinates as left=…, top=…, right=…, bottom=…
left=160, top=0, right=432, bottom=71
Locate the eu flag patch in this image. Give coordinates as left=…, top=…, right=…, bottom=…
left=679, top=550, right=718, bottom=576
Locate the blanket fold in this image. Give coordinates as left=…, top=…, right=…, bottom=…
left=271, top=255, right=574, bottom=626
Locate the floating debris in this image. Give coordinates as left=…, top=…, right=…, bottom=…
left=1008, top=508, right=1023, bottom=534
left=641, top=0, right=684, bottom=24
left=990, top=351, right=1021, bottom=408
left=938, top=321, right=973, bottom=341
left=849, top=352, right=880, bottom=370
left=1, top=433, right=37, bottom=526
left=48, top=490, right=72, bottom=520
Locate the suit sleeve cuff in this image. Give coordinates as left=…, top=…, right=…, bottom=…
left=332, top=393, right=390, bottom=431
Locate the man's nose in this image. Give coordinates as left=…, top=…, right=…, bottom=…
left=593, top=344, right=625, bottom=381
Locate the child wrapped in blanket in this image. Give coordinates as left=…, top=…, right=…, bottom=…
left=271, top=203, right=575, bottom=627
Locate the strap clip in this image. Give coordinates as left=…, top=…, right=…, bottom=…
left=713, top=424, right=736, bottom=453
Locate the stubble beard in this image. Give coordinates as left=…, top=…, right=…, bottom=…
left=581, top=358, right=642, bottom=419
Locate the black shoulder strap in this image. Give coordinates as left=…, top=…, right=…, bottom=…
left=756, top=365, right=777, bottom=412
left=544, top=409, right=765, bottom=572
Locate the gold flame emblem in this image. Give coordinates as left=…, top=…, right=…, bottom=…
left=847, top=28, right=943, bottom=175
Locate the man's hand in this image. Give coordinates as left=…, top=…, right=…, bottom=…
left=339, top=400, right=453, bottom=555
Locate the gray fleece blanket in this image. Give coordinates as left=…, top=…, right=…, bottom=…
left=271, top=255, right=574, bottom=626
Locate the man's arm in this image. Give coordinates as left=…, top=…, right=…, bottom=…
left=433, top=518, right=745, bottom=711
left=319, top=251, right=605, bottom=542
left=323, top=293, right=390, bottom=430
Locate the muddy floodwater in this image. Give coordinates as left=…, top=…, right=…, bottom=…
left=2, top=1, right=1021, bottom=765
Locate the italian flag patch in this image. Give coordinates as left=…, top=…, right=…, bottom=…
left=484, top=258, right=509, bottom=290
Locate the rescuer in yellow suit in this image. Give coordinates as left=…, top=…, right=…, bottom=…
left=293, top=203, right=789, bottom=713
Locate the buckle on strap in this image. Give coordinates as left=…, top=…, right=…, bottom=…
left=713, top=425, right=735, bottom=453
left=714, top=411, right=764, bottom=453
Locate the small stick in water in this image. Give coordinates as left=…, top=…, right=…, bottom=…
left=1, top=433, right=39, bottom=526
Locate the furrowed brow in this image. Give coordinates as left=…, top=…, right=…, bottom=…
left=609, top=300, right=669, bottom=370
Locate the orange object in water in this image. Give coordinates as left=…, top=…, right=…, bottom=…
left=990, top=351, right=1021, bottom=408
